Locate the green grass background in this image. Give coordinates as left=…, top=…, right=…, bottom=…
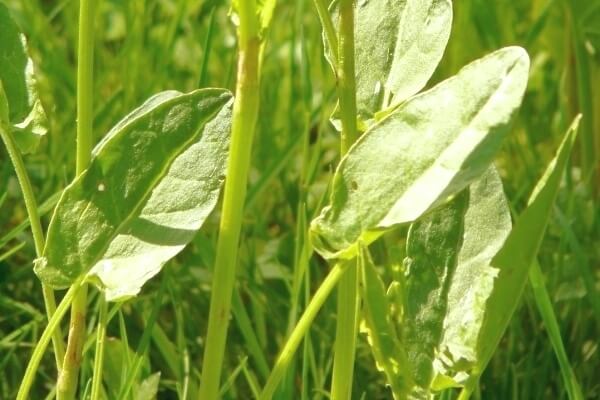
left=0, top=0, right=599, bottom=398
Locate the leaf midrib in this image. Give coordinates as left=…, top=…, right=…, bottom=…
left=374, top=51, right=523, bottom=228
left=45, top=93, right=229, bottom=284
left=80, top=102, right=226, bottom=279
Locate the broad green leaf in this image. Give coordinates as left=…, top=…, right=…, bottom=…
left=359, top=243, right=412, bottom=399
left=35, top=89, right=233, bottom=301
left=475, top=116, right=581, bottom=377
left=311, top=47, right=529, bottom=259
left=0, top=3, right=47, bottom=153
left=353, top=0, right=452, bottom=120
left=402, top=189, right=467, bottom=397
left=401, top=167, right=511, bottom=396
left=432, top=168, right=511, bottom=388
left=327, top=0, right=452, bottom=126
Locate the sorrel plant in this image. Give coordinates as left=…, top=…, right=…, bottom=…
left=0, top=0, right=591, bottom=399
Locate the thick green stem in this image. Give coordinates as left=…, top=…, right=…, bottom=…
left=331, top=0, right=359, bottom=398
left=260, top=263, right=347, bottom=399
left=58, top=286, right=88, bottom=400
left=17, top=278, right=83, bottom=400
left=0, top=121, right=65, bottom=370
left=75, top=0, right=95, bottom=174
left=198, top=1, right=260, bottom=398
left=337, top=0, right=358, bottom=154
left=59, top=0, right=96, bottom=398
left=331, top=260, right=359, bottom=400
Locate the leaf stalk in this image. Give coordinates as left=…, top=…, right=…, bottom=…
left=0, top=121, right=66, bottom=370
left=259, top=263, right=347, bottom=399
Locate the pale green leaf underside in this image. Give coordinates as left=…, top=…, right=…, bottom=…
left=0, top=3, right=47, bottom=153
left=476, top=117, right=581, bottom=376
left=353, top=0, right=452, bottom=119
left=36, top=89, right=233, bottom=301
left=311, top=47, right=529, bottom=260
left=401, top=167, right=511, bottom=397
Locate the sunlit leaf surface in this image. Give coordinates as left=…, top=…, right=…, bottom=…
left=36, top=89, right=233, bottom=301
left=311, top=47, right=529, bottom=259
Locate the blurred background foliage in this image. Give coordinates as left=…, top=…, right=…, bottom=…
left=0, top=0, right=599, bottom=398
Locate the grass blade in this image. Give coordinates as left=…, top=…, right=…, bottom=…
left=529, top=261, right=584, bottom=400
left=472, top=116, right=581, bottom=391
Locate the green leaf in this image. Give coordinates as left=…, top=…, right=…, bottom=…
left=326, top=0, right=452, bottom=127
left=401, top=167, right=511, bottom=395
left=35, top=89, right=233, bottom=301
left=353, top=0, right=453, bottom=120
left=259, top=0, right=277, bottom=32
left=135, top=372, right=161, bottom=400
left=359, top=243, right=412, bottom=399
left=402, top=187, right=468, bottom=397
left=0, top=2, right=47, bottom=153
left=475, top=116, right=581, bottom=377
left=529, top=261, right=585, bottom=400
left=432, top=168, right=511, bottom=388
left=311, top=47, right=529, bottom=259
left=104, top=337, right=158, bottom=399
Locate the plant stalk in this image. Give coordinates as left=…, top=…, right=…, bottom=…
left=331, top=259, right=359, bottom=400
left=198, top=0, right=260, bottom=397
left=58, top=286, right=88, bottom=399
left=331, top=0, right=359, bottom=398
left=0, top=121, right=66, bottom=370
left=58, top=0, right=96, bottom=398
left=16, top=278, right=83, bottom=400
left=260, top=263, right=347, bottom=399
left=90, top=296, right=108, bottom=400
left=75, top=0, right=95, bottom=174
left=337, top=0, right=358, bottom=155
